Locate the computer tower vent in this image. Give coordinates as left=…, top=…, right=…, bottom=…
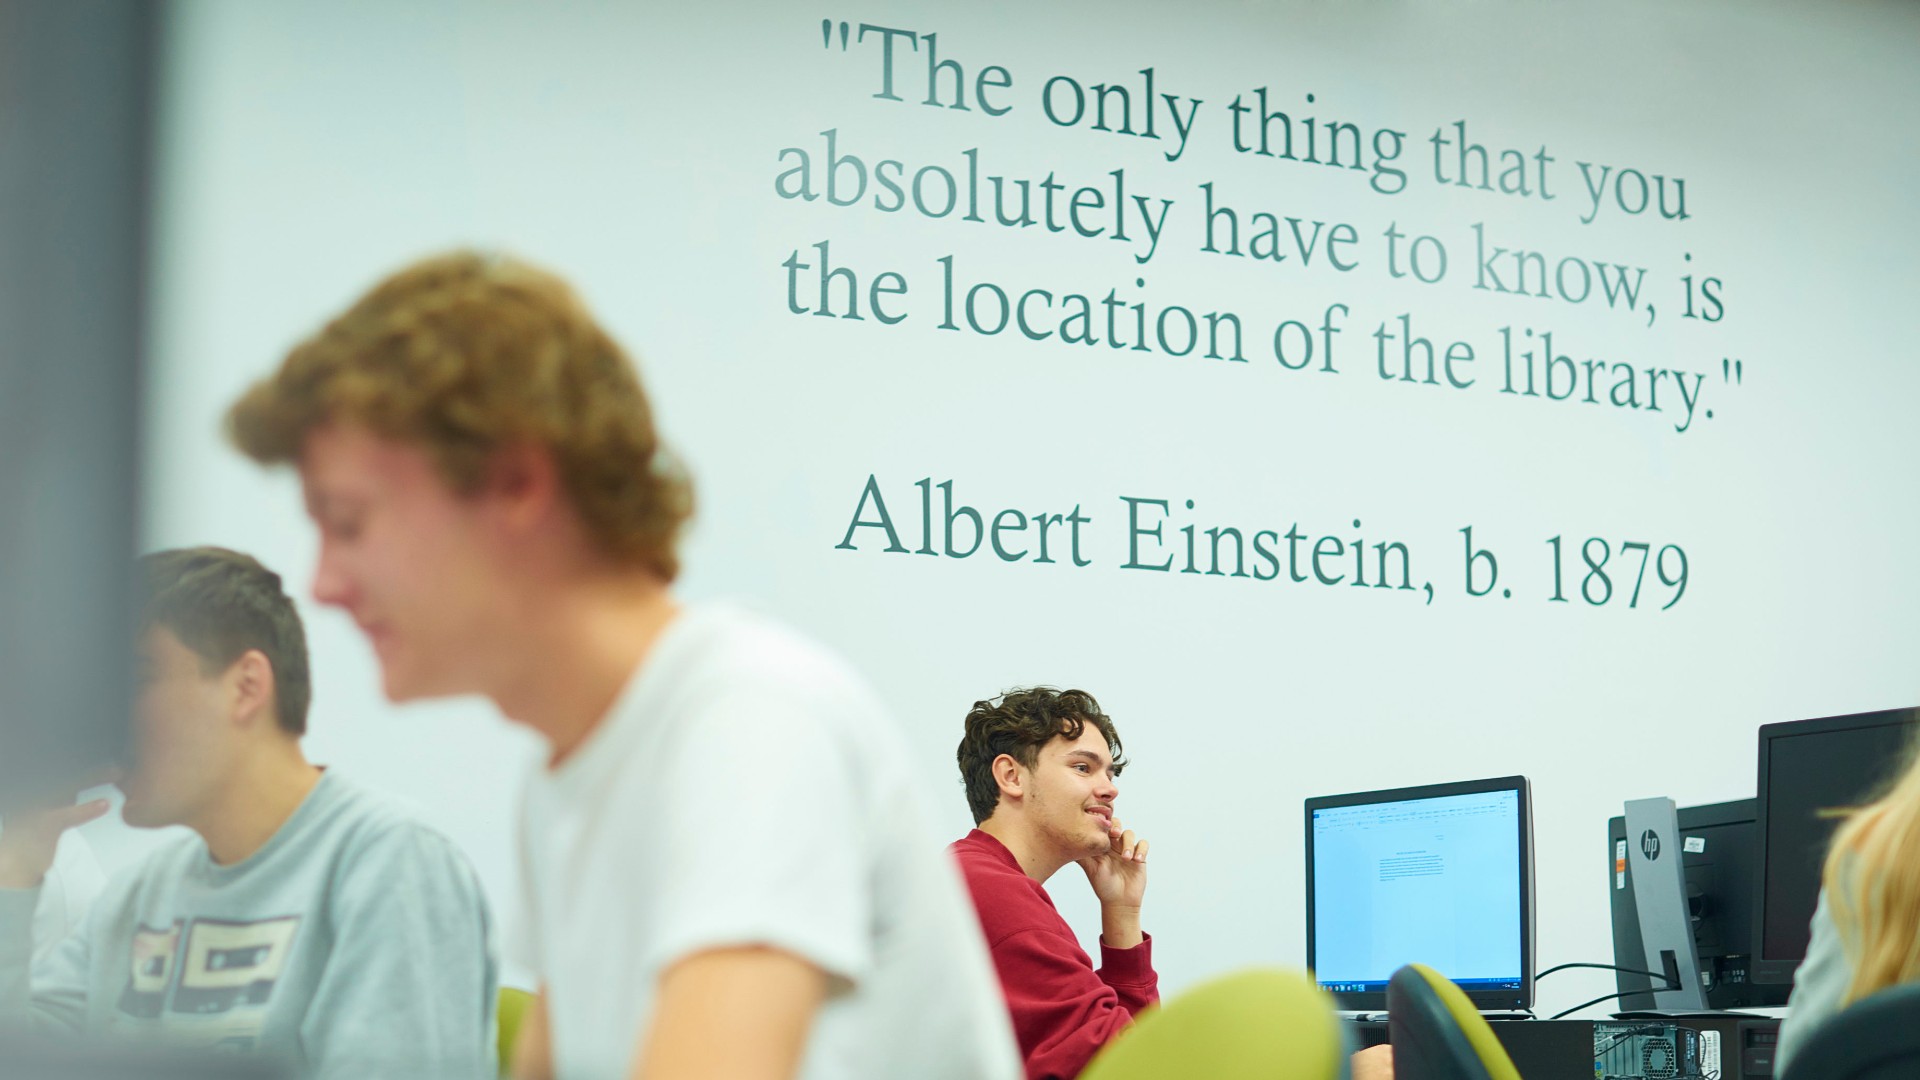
left=1594, top=1023, right=1710, bottom=1080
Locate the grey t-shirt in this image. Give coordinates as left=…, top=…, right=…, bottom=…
left=0, top=771, right=497, bottom=1079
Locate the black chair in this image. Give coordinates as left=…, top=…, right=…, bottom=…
left=1784, top=982, right=1920, bottom=1080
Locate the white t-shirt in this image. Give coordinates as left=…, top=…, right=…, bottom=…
left=33, top=832, right=105, bottom=970
left=516, top=605, right=1020, bottom=1080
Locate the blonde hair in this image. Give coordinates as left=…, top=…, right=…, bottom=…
left=227, top=251, right=693, bottom=580
left=1823, top=733, right=1920, bottom=1004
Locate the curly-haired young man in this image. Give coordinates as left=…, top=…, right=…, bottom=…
left=227, top=251, right=1017, bottom=1080
left=953, top=688, right=1393, bottom=1080
left=951, top=687, right=1155, bottom=1080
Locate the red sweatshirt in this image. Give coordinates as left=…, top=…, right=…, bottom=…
left=950, top=829, right=1159, bottom=1080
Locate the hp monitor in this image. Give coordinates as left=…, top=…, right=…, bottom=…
left=1607, top=799, right=1789, bottom=1010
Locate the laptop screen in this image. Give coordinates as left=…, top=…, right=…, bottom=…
left=1306, top=777, right=1532, bottom=1010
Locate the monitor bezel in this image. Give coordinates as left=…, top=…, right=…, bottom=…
left=1751, top=708, right=1917, bottom=985
left=1304, top=774, right=1534, bottom=1012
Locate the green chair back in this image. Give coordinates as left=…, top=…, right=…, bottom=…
left=1385, top=964, right=1522, bottom=1080
left=1080, top=967, right=1347, bottom=1080
left=497, top=986, right=536, bottom=1075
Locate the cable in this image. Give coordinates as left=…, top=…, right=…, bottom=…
left=1535, top=961, right=1676, bottom=983
left=1538, top=954, right=1684, bottom=1018
left=1549, top=989, right=1666, bottom=1020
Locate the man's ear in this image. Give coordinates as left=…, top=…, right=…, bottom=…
left=481, top=440, right=561, bottom=531
left=227, top=649, right=278, bottom=731
left=991, top=753, right=1026, bottom=803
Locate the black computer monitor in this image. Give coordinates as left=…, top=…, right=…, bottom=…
left=1607, top=799, right=1789, bottom=1010
left=1752, top=708, right=1920, bottom=985
left=1305, top=775, right=1534, bottom=1012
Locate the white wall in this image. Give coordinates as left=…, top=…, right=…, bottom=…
left=127, top=0, right=1920, bottom=1014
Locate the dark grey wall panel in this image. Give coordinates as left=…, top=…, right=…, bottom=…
left=0, top=0, right=154, bottom=808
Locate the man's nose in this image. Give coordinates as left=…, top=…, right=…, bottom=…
left=310, top=545, right=352, bottom=608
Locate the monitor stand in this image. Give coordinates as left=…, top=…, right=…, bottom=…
left=1623, top=798, right=1711, bottom=1012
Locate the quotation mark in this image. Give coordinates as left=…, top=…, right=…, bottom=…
left=821, top=19, right=850, bottom=50
left=1706, top=357, right=1744, bottom=419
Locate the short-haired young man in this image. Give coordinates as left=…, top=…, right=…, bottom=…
left=0, top=547, right=497, bottom=1077
left=226, top=252, right=1019, bottom=1080
left=951, top=688, right=1156, bottom=1080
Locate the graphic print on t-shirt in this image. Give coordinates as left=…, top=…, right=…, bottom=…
left=115, top=915, right=302, bottom=1051
left=117, top=922, right=182, bottom=1019
left=172, top=916, right=302, bottom=1015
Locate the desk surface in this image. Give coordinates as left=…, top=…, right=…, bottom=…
left=1348, top=1014, right=1779, bottom=1080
